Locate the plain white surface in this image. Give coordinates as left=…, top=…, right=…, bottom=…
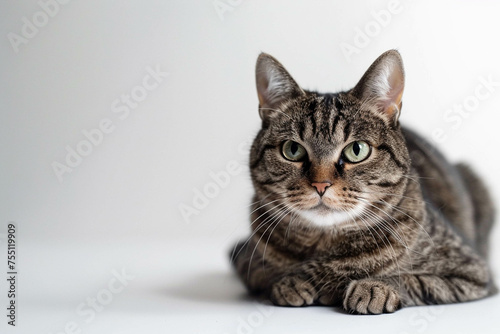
left=11, top=236, right=500, bottom=334
left=1, top=0, right=500, bottom=333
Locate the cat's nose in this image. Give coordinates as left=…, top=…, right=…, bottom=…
left=311, top=182, right=332, bottom=196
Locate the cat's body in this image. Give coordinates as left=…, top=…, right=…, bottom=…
left=230, top=50, right=496, bottom=314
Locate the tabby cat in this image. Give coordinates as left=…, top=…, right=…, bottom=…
left=230, top=50, right=496, bottom=314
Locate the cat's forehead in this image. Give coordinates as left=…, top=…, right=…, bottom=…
left=275, top=93, right=384, bottom=148
left=285, top=93, right=358, bottom=122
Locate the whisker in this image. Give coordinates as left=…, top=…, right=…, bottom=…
left=261, top=203, right=300, bottom=275
left=230, top=202, right=288, bottom=263
left=360, top=190, right=425, bottom=203
left=378, top=198, right=436, bottom=251
left=248, top=204, right=295, bottom=279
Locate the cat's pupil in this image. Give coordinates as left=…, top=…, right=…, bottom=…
left=291, top=142, right=298, bottom=155
left=353, top=142, right=360, bottom=155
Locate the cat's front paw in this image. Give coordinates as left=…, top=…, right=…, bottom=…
left=270, top=275, right=316, bottom=307
left=344, top=279, right=401, bottom=314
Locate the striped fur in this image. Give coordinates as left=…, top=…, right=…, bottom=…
left=230, top=50, right=496, bottom=314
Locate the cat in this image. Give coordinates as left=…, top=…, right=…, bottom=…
left=230, top=50, right=496, bottom=314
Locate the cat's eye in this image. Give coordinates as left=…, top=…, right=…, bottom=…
left=342, top=141, right=371, bottom=163
left=282, top=140, right=307, bottom=162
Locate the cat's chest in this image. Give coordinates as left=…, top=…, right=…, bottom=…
left=279, top=229, right=366, bottom=259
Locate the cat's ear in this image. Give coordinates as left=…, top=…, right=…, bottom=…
left=351, top=50, right=405, bottom=124
left=256, top=53, right=304, bottom=124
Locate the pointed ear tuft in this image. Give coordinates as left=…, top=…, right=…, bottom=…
left=255, top=53, right=304, bottom=123
left=351, top=50, right=405, bottom=123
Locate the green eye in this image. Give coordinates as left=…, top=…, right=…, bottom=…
left=343, top=141, right=371, bottom=163
left=282, top=140, right=307, bottom=161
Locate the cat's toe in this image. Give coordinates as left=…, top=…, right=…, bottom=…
left=270, top=275, right=316, bottom=307
left=344, top=279, right=400, bottom=315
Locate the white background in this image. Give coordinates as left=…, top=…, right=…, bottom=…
left=1, top=0, right=500, bottom=333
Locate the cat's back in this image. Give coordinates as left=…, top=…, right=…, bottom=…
left=401, top=126, right=494, bottom=254
left=401, top=126, right=469, bottom=212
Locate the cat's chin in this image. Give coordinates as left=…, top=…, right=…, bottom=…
left=297, top=203, right=365, bottom=228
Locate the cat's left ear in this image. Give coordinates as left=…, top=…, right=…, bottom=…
left=351, top=50, right=405, bottom=125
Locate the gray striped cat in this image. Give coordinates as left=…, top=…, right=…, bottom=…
left=230, top=50, right=496, bottom=314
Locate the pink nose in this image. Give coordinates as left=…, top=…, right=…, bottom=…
left=311, top=182, right=332, bottom=196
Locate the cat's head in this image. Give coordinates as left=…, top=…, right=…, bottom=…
left=250, top=50, right=411, bottom=229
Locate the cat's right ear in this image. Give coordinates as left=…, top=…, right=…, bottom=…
left=256, top=53, right=304, bottom=126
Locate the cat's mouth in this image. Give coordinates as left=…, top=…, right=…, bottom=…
left=310, top=202, right=333, bottom=214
